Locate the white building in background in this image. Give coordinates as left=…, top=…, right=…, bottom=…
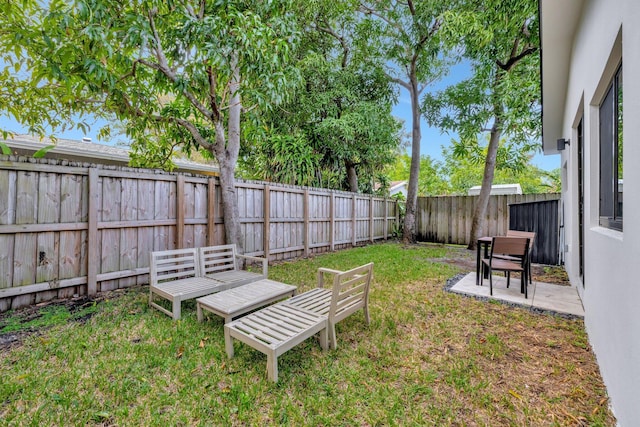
left=388, top=180, right=408, bottom=198
left=3, top=134, right=220, bottom=176
left=467, top=183, right=522, bottom=196
left=540, top=0, right=639, bottom=424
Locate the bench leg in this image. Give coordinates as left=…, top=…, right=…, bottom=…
left=328, top=322, right=337, bottom=350
left=224, top=328, right=235, bottom=358
left=267, top=352, right=278, bottom=382
left=319, top=326, right=328, bottom=351
left=363, top=304, right=370, bottom=326
left=196, top=303, right=203, bottom=322
left=172, top=299, right=181, bottom=320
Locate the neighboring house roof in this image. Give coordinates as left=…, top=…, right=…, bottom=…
left=2, top=134, right=219, bottom=176
left=389, top=181, right=407, bottom=192
left=539, top=0, right=586, bottom=154
left=373, top=180, right=407, bottom=195
left=468, top=184, right=522, bottom=196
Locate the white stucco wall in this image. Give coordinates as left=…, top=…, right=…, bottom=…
left=550, top=0, right=640, bottom=424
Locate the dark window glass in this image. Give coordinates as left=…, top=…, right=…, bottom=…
left=599, top=64, right=623, bottom=231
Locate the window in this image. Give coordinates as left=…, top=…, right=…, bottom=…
left=599, top=63, right=623, bottom=231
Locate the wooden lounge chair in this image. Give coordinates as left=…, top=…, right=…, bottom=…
left=223, top=263, right=374, bottom=382
left=286, top=262, right=374, bottom=349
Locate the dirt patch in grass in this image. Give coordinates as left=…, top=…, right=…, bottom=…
left=0, top=291, right=121, bottom=351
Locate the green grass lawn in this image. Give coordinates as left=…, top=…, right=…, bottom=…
left=0, top=243, right=614, bottom=425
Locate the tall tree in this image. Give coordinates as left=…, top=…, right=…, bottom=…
left=357, top=0, right=455, bottom=243
left=241, top=1, right=402, bottom=193
left=1, top=0, right=298, bottom=252
left=423, top=0, right=540, bottom=248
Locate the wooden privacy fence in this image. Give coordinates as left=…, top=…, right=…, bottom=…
left=416, top=193, right=560, bottom=246
left=0, top=155, right=398, bottom=312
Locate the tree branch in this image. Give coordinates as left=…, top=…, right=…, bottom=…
left=496, top=45, right=537, bottom=71
left=207, top=66, right=221, bottom=122
left=385, top=72, right=411, bottom=90
left=117, top=90, right=214, bottom=150
left=315, top=21, right=350, bottom=68
left=358, top=2, right=407, bottom=40
left=407, top=0, right=416, bottom=16
left=145, top=9, right=214, bottom=120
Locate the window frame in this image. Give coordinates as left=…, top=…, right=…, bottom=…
left=599, top=62, right=623, bottom=231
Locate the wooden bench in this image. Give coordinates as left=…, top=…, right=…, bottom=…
left=149, top=248, right=227, bottom=320
left=149, top=245, right=269, bottom=320
left=224, top=304, right=328, bottom=382
left=196, top=279, right=297, bottom=323
left=286, top=262, right=374, bottom=349
left=224, top=263, right=373, bottom=381
left=200, top=244, right=267, bottom=287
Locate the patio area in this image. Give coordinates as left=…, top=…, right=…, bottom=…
left=450, top=272, right=584, bottom=317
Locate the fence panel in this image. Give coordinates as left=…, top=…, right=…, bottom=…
left=417, top=194, right=560, bottom=247
left=0, top=155, right=398, bottom=311
left=509, top=199, right=560, bottom=265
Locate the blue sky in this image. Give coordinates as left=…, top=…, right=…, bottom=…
left=391, top=62, right=560, bottom=171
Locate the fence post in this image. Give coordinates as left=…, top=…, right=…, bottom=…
left=303, top=189, right=309, bottom=257
left=176, top=175, right=185, bottom=249
left=352, top=194, right=357, bottom=247
left=330, top=192, right=335, bottom=251
left=369, top=195, right=374, bottom=243
left=383, top=198, right=388, bottom=240
left=87, top=168, right=99, bottom=296
left=207, top=177, right=216, bottom=246
left=264, top=184, right=270, bottom=260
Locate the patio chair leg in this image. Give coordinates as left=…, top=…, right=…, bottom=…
left=489, top=267, right=493, bottom=296
left=506, top=272, right=511, bottom=288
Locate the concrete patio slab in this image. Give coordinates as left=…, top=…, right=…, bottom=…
left=449, top=272, right=584, bottom=317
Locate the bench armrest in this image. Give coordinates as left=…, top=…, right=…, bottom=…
left=236, top=254, right=268, bottom=277
left=316, top=267, right=344, bottom=288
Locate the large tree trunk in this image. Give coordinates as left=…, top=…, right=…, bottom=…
left=468, top=121, right=501, bottom=250
left=402, top=76, right=421, bottom=244
left=345, top=160, right=358, bottom=192
left=215, top=57, right=244, bottom=254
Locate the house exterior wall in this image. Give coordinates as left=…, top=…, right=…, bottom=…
left=546, top=0, right=640, bottom=424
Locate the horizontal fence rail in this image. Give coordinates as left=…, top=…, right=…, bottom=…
left=416, top=193, right=560, bottom=247
left=0, top=155, right=398, bottom=312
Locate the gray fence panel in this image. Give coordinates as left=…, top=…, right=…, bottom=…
left=509, top=200, right=560, bottom=265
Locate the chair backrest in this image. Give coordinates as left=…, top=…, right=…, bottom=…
left=491, top=237, right=529, bottom=263
left=199, top=244, right=238, bottom=275
left=506, top=230, right=535, bottom=252
left=150, top=248, right=199, bottom=285
left=326, top=263, right=374, bottom=323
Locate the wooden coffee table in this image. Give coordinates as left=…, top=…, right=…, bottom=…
left=196, top=279, right=297, bottom=323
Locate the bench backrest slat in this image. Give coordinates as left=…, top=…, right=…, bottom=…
left=200, top=244, right=238, bottom=275
left=328, top=263, right=373, bottom=323
left=150, top=248, right=199, bottom=285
